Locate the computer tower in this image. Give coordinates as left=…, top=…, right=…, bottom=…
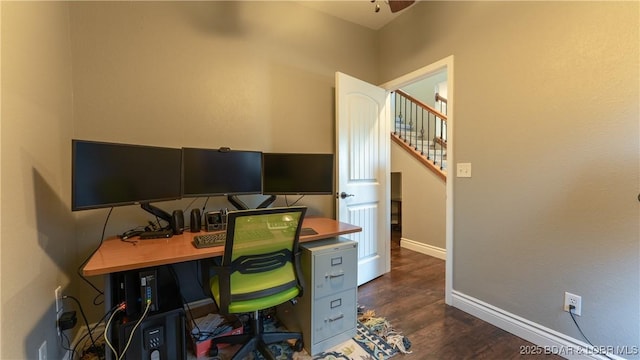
left=115, top=267, right=182, bottom=318
left=116, top=308, right=186, bottom=360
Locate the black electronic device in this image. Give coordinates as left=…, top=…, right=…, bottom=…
left=139, top=270, right=158, bottom=312
left=262, top=153, right=334, bottom=195
left=181, top=148, right=262, bottom=197
left=116, top=308, right=186, bottom=360
left=117, top=267, right=182, bottom=318
left=71, top=140, right=182, bottom=222
left=190, top=208, right=201, bottom=233
left=58, top=311, right=77, bottom=331
left=139, top=229, right=173, bottom=240
left=205, top=210, right=227, bottom=231
left=170, top=210, right=184, bottom=235
left=120, top=229, right=144, bottom=240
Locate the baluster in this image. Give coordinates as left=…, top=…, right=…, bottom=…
left=398, top=97, right=403, bottom=137
left=408, top=102, right=414, bottom=147
left=426, top=112, right=431, bottom=160
left=435, top=116, right=441, bottom=166
left=439, top=117, right=445, bottom=169
left=400, top=95, right=404, bottom=140
left=403, top=96, right=408, bottom=143
left=419, top=109, right=425, bottom=155
left=392, top=92, right=397, bottom=134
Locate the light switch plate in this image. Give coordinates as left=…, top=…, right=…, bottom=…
left=456, top=163, right=472, bottom=178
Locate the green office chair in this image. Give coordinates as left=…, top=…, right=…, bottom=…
left=201, top=206, right=307, bottom=360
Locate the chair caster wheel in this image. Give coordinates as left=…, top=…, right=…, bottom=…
left=293, top=339, right=304, bottom=352
left=208, top=344, right=219, bottom=357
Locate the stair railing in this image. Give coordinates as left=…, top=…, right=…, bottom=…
left=392, top=89, right=447, bottom=180
left=435, top=92, right=448, bottom=115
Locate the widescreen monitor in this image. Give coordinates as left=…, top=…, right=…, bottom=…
left=72, top=140, right=182, bottom=211
left=262, top=153, right=334, bottom=195
left=182, top=148, right=262, bottom=197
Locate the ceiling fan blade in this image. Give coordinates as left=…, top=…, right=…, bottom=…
left=388, top=0, right=415, bottom=13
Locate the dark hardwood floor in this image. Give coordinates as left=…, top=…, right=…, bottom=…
left=356, top=230, right=563, bottom=359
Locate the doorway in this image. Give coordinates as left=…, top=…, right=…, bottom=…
left=381, top=55, right=454, bottom=305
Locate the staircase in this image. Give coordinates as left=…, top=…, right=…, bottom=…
left=391, top=89, right=447, bottom=181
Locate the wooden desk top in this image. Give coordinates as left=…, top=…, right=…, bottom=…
left=83, top=217, right=361, bottom=276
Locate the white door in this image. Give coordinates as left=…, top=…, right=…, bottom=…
left=335, top=72, right=390, bottom=286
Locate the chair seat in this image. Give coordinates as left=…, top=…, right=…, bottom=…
left=210, top=276, right=300, bottom=314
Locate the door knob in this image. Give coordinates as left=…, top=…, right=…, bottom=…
left=339, top=192, right=354, bottom=199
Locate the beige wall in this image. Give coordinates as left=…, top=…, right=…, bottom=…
left=68, top=0, right=376, bottom=222
left=401, top=70, right=447, bottom=108
left=381, top=1, right=639, bottom=352
left=391, top=142, right=446, bottom=249
left=1, top=2, right=75, bottom=359
left=1, top=2, right=379, bottom=358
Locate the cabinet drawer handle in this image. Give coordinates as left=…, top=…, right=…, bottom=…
left=326, top=314, right=344, bottom=322
left=326, top=272, right=345, bottom=279
left=330, top=298, right=342, bottom=308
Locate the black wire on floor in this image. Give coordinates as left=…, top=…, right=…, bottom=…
left=568, top=306, right=614, bottom=360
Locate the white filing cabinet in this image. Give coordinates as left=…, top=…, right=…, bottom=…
left=278, top=237, right=358, bottom=355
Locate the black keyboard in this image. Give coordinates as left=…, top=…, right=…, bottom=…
left=193, top=233, right=227, bottom=248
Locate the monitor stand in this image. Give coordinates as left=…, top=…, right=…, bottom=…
left=227, top=195, right=249, bottom=210
left=140, top=202, right=172, bottom=224
left=226, top=195, right=277, bottom=210
left=257, top=195, right=277, bottom=209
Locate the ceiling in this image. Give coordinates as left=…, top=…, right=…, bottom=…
left=298, top=1, right=412, bottom=30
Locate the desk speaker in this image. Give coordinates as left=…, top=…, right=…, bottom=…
left=190, top=209, right=201, bottom=233
left=171, top=210, right=184, bottom=235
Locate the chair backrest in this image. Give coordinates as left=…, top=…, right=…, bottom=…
left=214, top=206, right=307, bottom=312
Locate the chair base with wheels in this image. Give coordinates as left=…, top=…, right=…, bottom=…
left=209, top=309, right=303, bottom=360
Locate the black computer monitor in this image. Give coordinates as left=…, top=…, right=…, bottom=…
left=72, top=140, right=182, bottom=212
left=262, top=153, right=334, bottom=195
left=181, top=148, right=263, bottom=197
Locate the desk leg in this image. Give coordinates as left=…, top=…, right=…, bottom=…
left=104, top=274, right=113, bottom=360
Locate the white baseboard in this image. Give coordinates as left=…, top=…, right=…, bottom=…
left=451, top=291, right=625, bottom=360
left=400, top=237, right=446, bottom=260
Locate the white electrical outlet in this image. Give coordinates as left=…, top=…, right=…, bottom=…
left=55, top=286, right=63, bottom=336
left=38, top=340, right=47, bottom=360
left=564, top=291, right=582, bottom=316
left=55, top=286, right=63, bottom=315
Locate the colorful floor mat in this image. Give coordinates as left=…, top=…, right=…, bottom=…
left=310, top=321, right=399, bottom=360
left=212, top=309, right=411, bottom=360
